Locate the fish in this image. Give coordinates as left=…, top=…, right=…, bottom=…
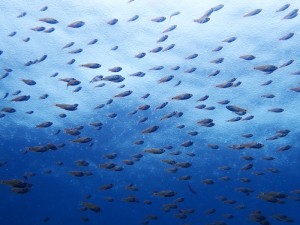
left=55, top=103, right=78, bottom=111
left=170, top=11, right=180, bottom=19
left=222, top=37, right=236, bottom=43
left=279, top=33, right=294, bottom=40
left=80, top=63, right=101, bottom=69
left=151, top=16, right=166, bottom=22
left=276, top=4, right=290, bottom=13
left=282, top=9, right=298, bottom=19
left=107, top=18, right=118, bottom=25
left=144, top=148, right=165, bottom=154
left=128, top=15, right=139, bottom=22
left=162, top=25, right=177, bottom=33
left=240, top=55, right=255, bottom=60
left=68, top=21, right=85, bottom=28
left=254, top=65, right=277, bottom=74
left=10, top=95, right=30, bottom=102
left=171, top=93, right=193, bottom=100
left=114, top=90, right=132, bottom=98
left=39, top=18, right=58, bottom=24
left=21, top=79, right=36, bottom=85
left=243, top=9, right=262, bottom=17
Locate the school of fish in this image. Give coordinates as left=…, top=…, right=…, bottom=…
left=0, top=0, right=299, bottom=225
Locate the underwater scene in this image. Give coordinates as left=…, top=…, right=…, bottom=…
left=0, top=0, right=299, bottom=224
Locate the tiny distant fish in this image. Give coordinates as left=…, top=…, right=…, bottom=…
left=68, top=48, right=83, bottom=54
left=210, top=58, right=224, bottom=64
left=227, top=117, right=242, bottom=122
left=111, top=46, right=118, bottom=50
left=22, top=79, right=36, bottom=85
left=135, top=52, right=146, bottom=58
left=162, top=44, right=175, bottom=52
left=243, top=9, right=262, bottom=17
left=11, top=95, right=30, bottom=102
left=38, top=55, right=47, bottom=62
left=172, top=93, right=193, bottom=100
left=162, top=25, right=177, bottom=33
left=128, top=15, right=139, bottom=22
left=144, top=148, right=165, bottom=154
left=102, top=75, right=125, bottom=83
left=240, top=55, right=255, bottom=60
left=226, top=105, right=247, bottom=115
left=107, top=18, right=118, bottom=25
left=212, top=46, right=223, bottom=52
left=279, top=60, right=293, bottom=68
left=254, top=65, right=277, bottom=74
left=130, top=72, right=145, bottom=77
left=44, top=28, right=55, bottom=33
left=12, top=90, right=21, bottom=95
left=216, top=82, right=232, bottom=88
left=8, top=31, right=17, bottom=37
left=243, top=115, right=254, bottom=121
left=261, top=80, right=272, bottom=86
left=142, top=126, right=159, bottom=134
left=55, top=103, right=78, bottom=111
left=40, top=6, right=48, bottom=11
left=185, top=67, right=196, bottom=73
left=194, top=17, right=210, bottom=24
left=39, top=94, right=48, bottom=99
left=279, top=33, right=294, bottom=40
left=3, top=93, right=9, bottom=99
left=149, top=66, right=164, bottom=70
left=150, top=47, right=163, bottom=53
left=36, top=122, right=53, bottom=128
left=80, top=63, right=101, bottom=69
left=170, top=11, right=180, bottom=19
left=156, top=102, right=168, bottom=109
left=290, top=86, right=300, bottom=92
left=68, top=21, right=85, bottom=28
left=109, top=67, right=122, bottom=72
left=17, top=12, right=26, bottom=18
left=157, top=35, right=168, bottom=43
left=268, top=108, right=284, bottom=113
left=171, top=66, right=180, bottom=70
left=88, top=39, right=98, bottom=45
left=152, top=16, right=166, bottom=22
left=62, top=42, right=74, bottom=49
left=67, top=59, right=75, bottom=64
left=39, top=18, right=58, bottom=24
left=185, top=54, right=198, bottom=59
left=209, top=70, right=220, bottom=76
left=73, top=87, right=82, bottom=93
left=282, top=9, right=298, bottom=19
left=31, top=26, right=45, bottom=31
left=276, top=4, right=290, bottom=13
left=141, top=93, right=150, bottom=99
left=158, top=75, right=173, bottom=83
left=187, top=183, right=197, bottom=194
left=114, top=90, right=132, bottom=98
left=222, top=37, right=236, bottom=43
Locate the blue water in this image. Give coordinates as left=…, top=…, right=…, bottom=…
left=0, top=1, right=300, bottom=225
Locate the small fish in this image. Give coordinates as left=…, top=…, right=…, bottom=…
left=55, top=103, right=78, bottom=111
left=88, top=39, right=98, bottom=45
left=282, top=9, right=298, bottom=19
left=276, top=4, right=290, bottom=13
left=212, top=46, right=223, bottom=52
left=240, top=55, right=255, bottom=60
left=102, top=75, right=124, bottom=82
left=152, top=16, right=166, bottom=22
left=157, top=35, right=168, bottom=43
left=107, top=18, right=118, bottom=25
left=67, top=59, right=75, bottom=64
left=279, top=33, right=294, bottom=40
left=162, top=25, right=177, bottom=33
left=170, top=11, right=180, bottom=19
left=80, top=63, right=101, bottom=69
left=172, top=93, right=192, bottom=100
left=128, top=15, right=139, bottom=22
left=254, top=65, right=277, bottom=74
left=144, top=148, right=165, bottom=154
left=72, top=137, right=93, bottom=144
left=162, top=44, right=175, bottom=52
left=68, top=21, right=85, bottom=28
left=268, top=108, right=284, bottom=113
left=31, top=27, right=45, bottom=31
left=226, top=105, right=247, bottom=115
left=36, top=122, right=53, bottom=128
left=150, top=47, right=163, bottom=53
left=39, top=18, right=58, bottom=24
left=185, top=54, right=198, bottom=59
left=62, top=42, right=74, bottom=49
left=243, top=9, right=262, bottom=17
left=17, top=12, right=26, bottom=18
left=142, top=126, right=159, bottom=134
left=40, top=6, right=48, bottom=11
left=213, top=4, right=224, bottom=11
left=223, top=37, right=237, bottom=43
left=114, top=90, right=132, bottom=98
left=149, top=66, right=164, bottom=70
left=135, top=52, right=146, bottom=58
left=211, top=57, right=224, bottom=64
left=184, top=67, right=196, bottom=73
left=158, top=75, right=173, bottom=83
left=279, top=60, right=293, bottom=68
left=261, top=80, right=272, bottom=86
left=68, top=48, right=82, bottom=54
left=22, top=79, right=36, bottom=85
left=11, top=95, right=30, bottom=102
left=194, top=17, right=210, bottom=24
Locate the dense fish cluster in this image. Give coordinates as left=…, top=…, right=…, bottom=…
left=0, top=0, right=299, bottom=225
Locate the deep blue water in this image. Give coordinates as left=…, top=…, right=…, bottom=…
left=0, top=1, right=300, bottom=225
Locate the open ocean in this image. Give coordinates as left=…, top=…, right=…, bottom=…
left=0, top=1, right=299, bottom=225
